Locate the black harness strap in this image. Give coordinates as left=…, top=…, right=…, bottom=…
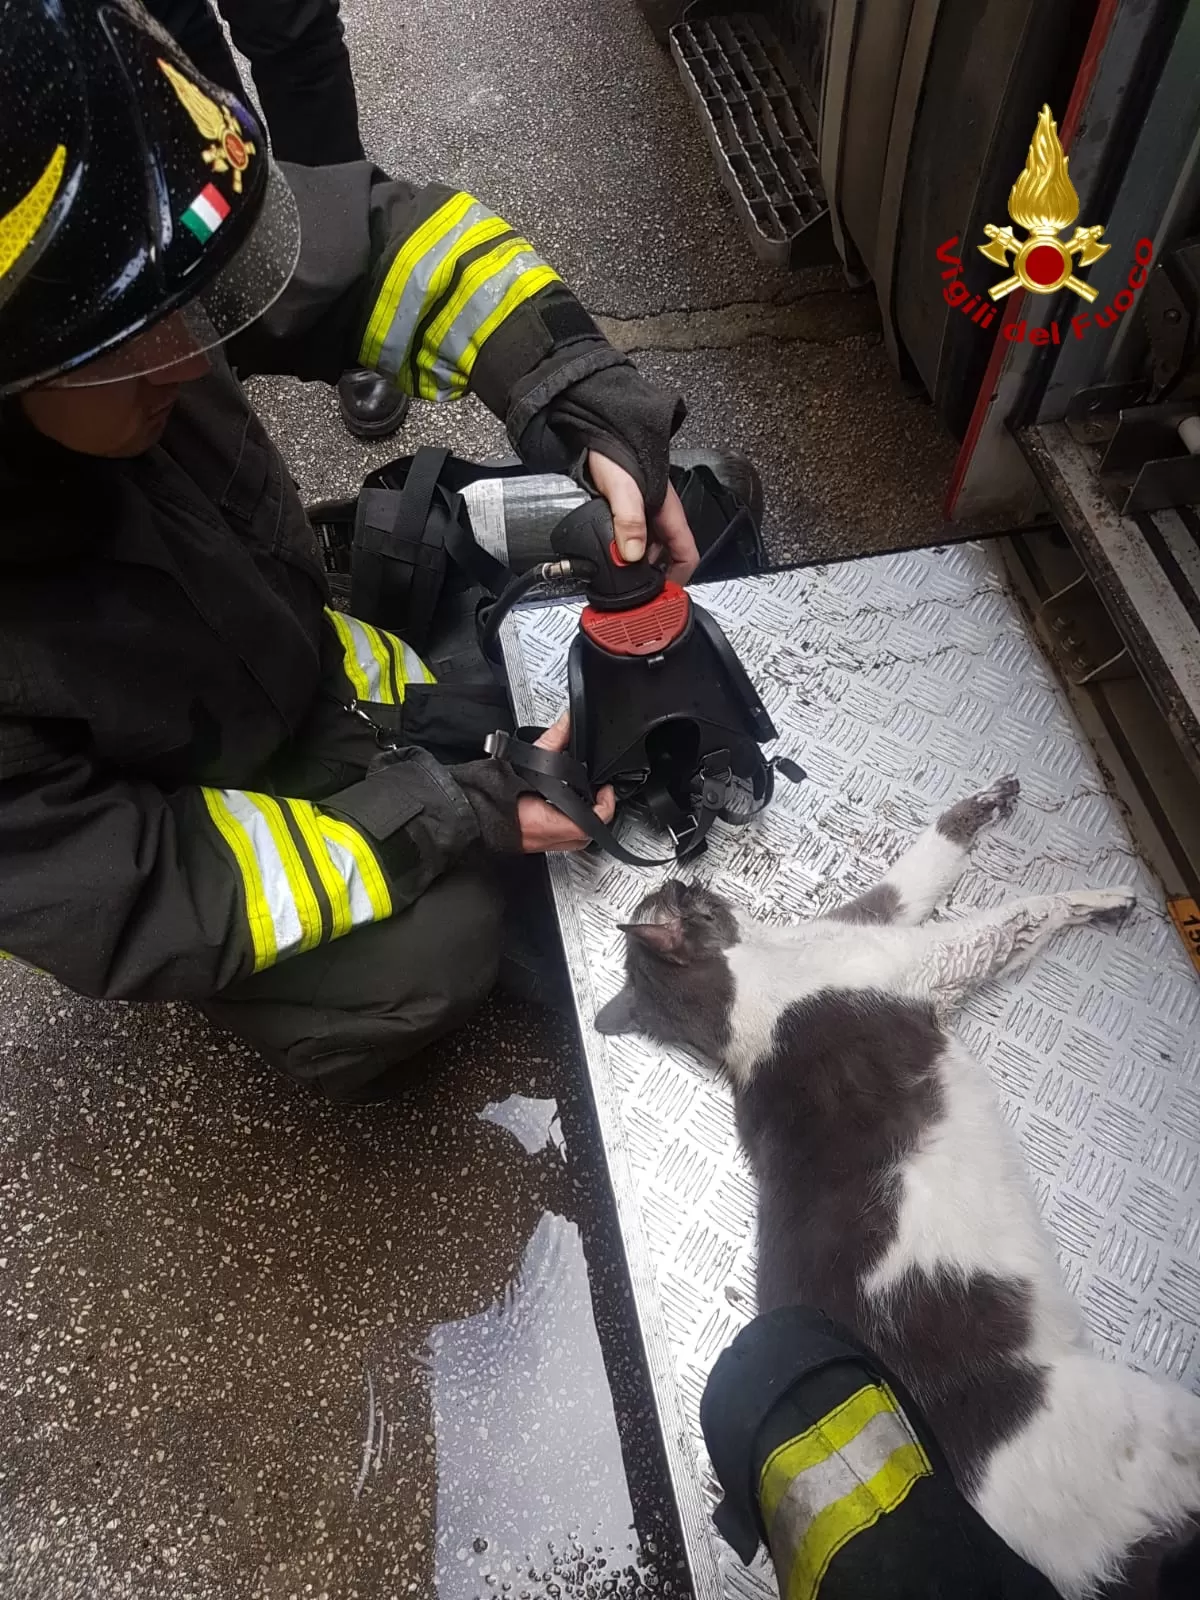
left=350, top=447, right=451, bottom=643
left=486, top=730, right=734, bottom=867
left=439, top=495, right=510, bottom=595
left=350, top=446, right=515, bottom=648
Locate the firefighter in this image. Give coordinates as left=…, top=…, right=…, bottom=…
left=0, top=0, right=699, bottom=1101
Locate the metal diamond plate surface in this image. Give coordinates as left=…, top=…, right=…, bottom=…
left=500, top=545, right=1200, bottom=1600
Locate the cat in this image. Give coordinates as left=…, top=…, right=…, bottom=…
left=595, top=777, right=1200, bottom=1599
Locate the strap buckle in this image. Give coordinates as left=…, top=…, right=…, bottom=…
left=347, top=696, right=400, bottom=752
left=483, top=729, right=512, bottom=760
left=668, top=814, right=699, bottom=850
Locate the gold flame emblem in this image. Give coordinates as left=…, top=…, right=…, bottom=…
left=159, top=58, right=256, bottom=193
left=979, top=105, right=1109, bottom=302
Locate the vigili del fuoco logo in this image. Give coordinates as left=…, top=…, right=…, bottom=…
left=936, top=105, right=1152, bottom=343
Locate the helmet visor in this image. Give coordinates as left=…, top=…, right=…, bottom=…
left=50, top=160, right=301, bottom=388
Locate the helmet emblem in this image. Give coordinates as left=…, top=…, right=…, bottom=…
left=158, top=58, right=256, bottom=194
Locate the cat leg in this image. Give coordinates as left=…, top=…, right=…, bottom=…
left=910, top=888, right=1135, bottom=1010
left=830, top=777, right=1020, bottom=926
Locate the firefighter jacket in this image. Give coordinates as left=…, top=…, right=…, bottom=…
left=0, top=161, right=684, bottom=1002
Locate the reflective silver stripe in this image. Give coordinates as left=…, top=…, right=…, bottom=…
left=769, top=1407, right=916, bottom=1548
left=419, top=241, right=550, bottom=397
left=318, top=825, right=379, bottom=928
left=341, top=613, right=392, bottom=703
left=766, top=1403, right=927, bottom=1600
left=215, top=789, right=304, bottom=960
left=375, top=199, right=495, bottom=383
left=397, top=636, right=433, bottom=686
left=328, top=609, right=433, bottom=703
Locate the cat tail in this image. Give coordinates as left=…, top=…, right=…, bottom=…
left=974, top=1351, right=1200, bottom=1598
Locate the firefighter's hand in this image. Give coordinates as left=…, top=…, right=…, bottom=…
left=589, top=450, right=700, bottom=585
left=518, top=714, right=616, bottom=853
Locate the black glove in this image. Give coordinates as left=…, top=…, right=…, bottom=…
left=449, top=757, right=529, bottom=854
left=470, top=284, right=686, bottom=514
left=523, top=363, right=686, bottom=515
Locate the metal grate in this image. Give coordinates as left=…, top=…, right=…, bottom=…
left=670, top=11, right=830, bottom=267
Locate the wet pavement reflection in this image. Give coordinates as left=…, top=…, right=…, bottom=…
left=0, top=968, right=690, bottom=1598
left=432, top=1211, right=654, bottom=1597
left=478, top=1095, right=566, bottom=1159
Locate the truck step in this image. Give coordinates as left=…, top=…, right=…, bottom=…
left=670, top=10, right=832, bottom=268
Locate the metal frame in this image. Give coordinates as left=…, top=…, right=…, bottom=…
left=818, top=0, right=870, bottom=282
left=1020, top=422, right=1200, bottom=766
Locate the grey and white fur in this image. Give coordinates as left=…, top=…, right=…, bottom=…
left=596, top=778, right=1200, bottom=1599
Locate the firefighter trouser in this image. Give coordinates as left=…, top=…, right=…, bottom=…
left=201, top=862, right=504, bottom=1102
left=203, top=854, right=566, bottom=1101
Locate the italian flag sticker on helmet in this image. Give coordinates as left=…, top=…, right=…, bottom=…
left=181, top=183, right=230, bottom=243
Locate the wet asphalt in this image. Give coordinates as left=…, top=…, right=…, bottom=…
left=0, top=965, right=691, bottom=1599
left=0, top=1, right=961, bottom=1596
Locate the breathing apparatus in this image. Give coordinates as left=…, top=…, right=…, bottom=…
left=482, top=495, right=803, bottom=866
left=310, top=447, right=803, bottom=867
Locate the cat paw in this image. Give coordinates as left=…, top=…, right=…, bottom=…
left=1078, top=887, right=1137, bottom=928
left=936, top=776, right=1020, bottom=846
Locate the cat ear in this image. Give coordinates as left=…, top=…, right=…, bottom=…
left=595, top=985, right=637, bottom=1035
left=619, top=918, right=687, bottom=960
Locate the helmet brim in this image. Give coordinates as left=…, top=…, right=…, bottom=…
left=48, top=160, right=301, bottom=388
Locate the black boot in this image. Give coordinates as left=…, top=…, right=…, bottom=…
left=337, top=370, right=410, bottom=440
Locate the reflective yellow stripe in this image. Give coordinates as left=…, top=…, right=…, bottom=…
left=359, top=191, right=475, bottom=370
left=761, top=1385, right=896, bottom=1521
left=0, top=144, right=66, bottom=280
left=328, top=607, right=434, bottom=703
left=782, top=1443, right=930, bottom=1600
left=383, top=627, right=436, bottom=696
left=357, top=188, right=561, bottom=401
left=759, top=1384, right=932, bottom=1600
left=285, top=800, right=354, bottom=940
left=359, top=618, right=397, bottom=704
left=328, top=609, right=371, bottom=701
left=246, top=795, right=324, bottom=954
left=409, top=638, right=435, bottom=685
left=318, top=816, right=393, bottom=922
left=204, top=787, right=397, bottom=966
left=335, top=612, right=386, bottom=701
left=415, top=234, right=540, bottom=399
left=441, top=261, right=560, bottom=400
left=382, top=629, right=409, bottom=701
left=412, top=214, right=514, bottom=361
left=202, top=788, right=277, bottom=971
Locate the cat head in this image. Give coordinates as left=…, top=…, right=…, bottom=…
left=594, top=878, right=739, bottom=1056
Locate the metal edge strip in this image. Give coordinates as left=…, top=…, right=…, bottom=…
left=498, top=613, right=726, bottom=1600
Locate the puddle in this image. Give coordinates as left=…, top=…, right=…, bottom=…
left=430, top=1210, right=679, bottom=1597
left=479, top=1094, right=566, bottom=1157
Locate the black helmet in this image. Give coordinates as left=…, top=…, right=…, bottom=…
left=0, top=0, right=301, bottom=395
